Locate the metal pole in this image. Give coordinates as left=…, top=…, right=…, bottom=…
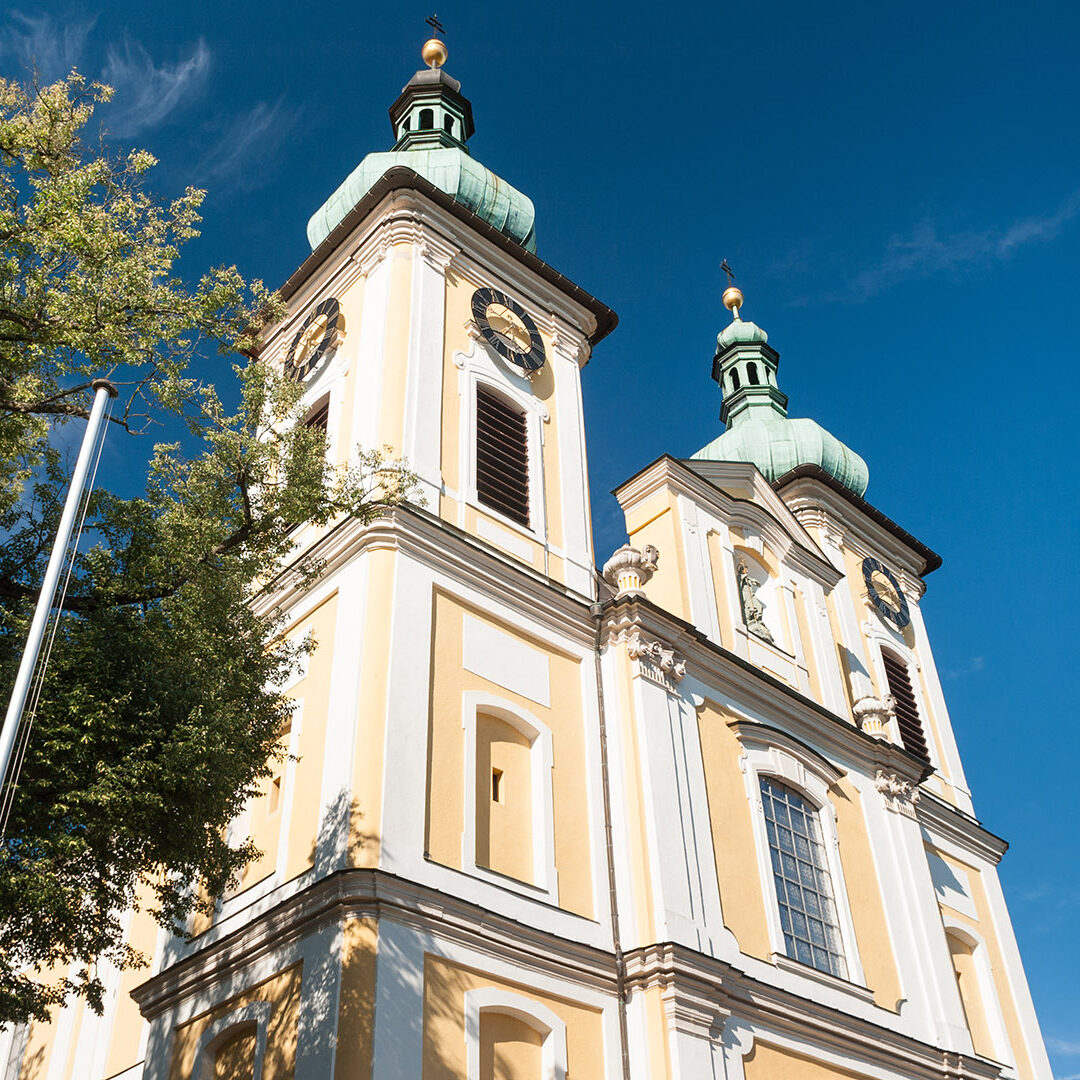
left=0, top=379, right=118, bottom=791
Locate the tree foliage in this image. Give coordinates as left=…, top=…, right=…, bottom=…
left=0, top=74, right=414, bottom=1024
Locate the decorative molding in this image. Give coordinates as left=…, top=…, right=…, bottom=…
left=625, top=632, right=686, bottom=689
left=875, top=769, right=921, bottom=818
left=602, top=543, right=659, bottom=599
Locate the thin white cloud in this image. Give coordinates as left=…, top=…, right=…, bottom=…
left=1050, top=1039, right=1080, bottom=1055
left=944, top=656, right=984, bottom=680
left=841, top=190, right=1080, bottom=302
left=198, top=99, right=299, bottom=192
left=0, top=10, right=95, bottom=80
left=101, top=37, right=210, bottom=136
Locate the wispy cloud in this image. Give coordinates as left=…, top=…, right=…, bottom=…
left=1051, top=1039, right=1080, bottom=1055
left=782, top=189, right=1080, bottom=306
left=0, top=10, right=95, bottom=81
left=844, top=190, right=1080, bottom=302
left=944, top=656, right=984, bottom=680
left=197, top=99, right=299, bottom=192
left=101, top=37, right=210, bottom=136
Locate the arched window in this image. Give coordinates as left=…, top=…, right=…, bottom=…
left=401, top=116, right=410, bottom=133
left=747, top=361, right=760, bottom=385
left=475, top=712, right=533, bottom=883
left=464, top=989, right=568, bottom=1080
left=759, top=776, right=847, bottom=978
left=418, top=107, right=434, bottom=130
left=189, top=1003, right=271, bottom=1080
left=213, top=1026, right=257, bottom=1079
left=444, top=114, right=455, bottom=134
left=882, top=650, right=930, bottom=763
left=476, top=384, right=530, bottom=527
left=947, top=930, right=995, bottom=1058
left=303, top=394, right=329, bottom=436
left=729, top=368, right=741, bottom=391
left=461, top=693, right=557, bottom=902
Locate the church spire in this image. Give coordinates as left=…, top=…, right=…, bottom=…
left=691, top=276, right=870, bottom=496
left=388, top=25, right=475, bottom=153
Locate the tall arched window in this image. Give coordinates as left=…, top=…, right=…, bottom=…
left=747, top=361, right=760, bottom=385
left=729, top=368, right=741, bottom=391
left=476, top=385, right=530, bottom=527
left=760, top=776, right=847, bottom=978
left=464, top=989, right=569, bottom=1080
left=418, top=107, right=434, bottom=129
left=882, top=650, right=930, bottom=763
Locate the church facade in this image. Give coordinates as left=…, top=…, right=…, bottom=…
left=6, top=36, right=1053, bottom=1080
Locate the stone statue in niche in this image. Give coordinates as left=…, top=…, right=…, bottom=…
left=737, top=559, right=775, bottom=644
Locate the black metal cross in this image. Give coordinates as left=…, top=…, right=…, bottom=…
left=426, top=13, right=444, bottom=36
left=721, top=259, right=736, bottom=287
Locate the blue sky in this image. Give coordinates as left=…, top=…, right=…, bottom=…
left=4, top=1, right=1078, bottom=1069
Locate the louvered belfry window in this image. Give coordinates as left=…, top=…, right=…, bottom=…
left=476, top=385, right=530, bottom=527
left=882, top=651, right=930, bottom=763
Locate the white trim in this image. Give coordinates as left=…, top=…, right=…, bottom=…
left=189, top=1001, right=271, bottom=1080
left=735, top=731, right=867, bottom=988
left=460, top=691, right=559, bottom=903
left=464, top=988, right=568, bottom=1080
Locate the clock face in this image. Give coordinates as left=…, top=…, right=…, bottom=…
left=861, top=556, right=911, bottom=630
left=285, top=297, right=343, bottom=382
left=471, top=287, right=546, bottom=374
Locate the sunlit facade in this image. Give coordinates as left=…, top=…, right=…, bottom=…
left=6, top=40, right=1053, bottom=1080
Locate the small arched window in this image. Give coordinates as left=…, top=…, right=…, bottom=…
left=401, top=117, right=410, bottom=133
left=444, top=114, right=455, bottom=134
left=760, top=776, right=847, bottom=978
left=475, top=712, right=533, bottom=883
left=947, top=931, right=995, bottom=1058
left=304, top=394, right=329, bottom=436
left=476, top=385, right=530, bottom=527
left=729, top=368, right=741, bottom=392
left=882, top=650, right=930, bottom=763
left=418, top=107, right=434, bottom=130
left=747, top=362, right=760, bottom=385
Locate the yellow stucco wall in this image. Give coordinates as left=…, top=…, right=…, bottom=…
left=334, top=917, right=378, bottom=1080
left=421, top=956, right=604, bottom=1079
left=167, top=964, right=301, bottom=1080
left=744, top=1041, right=866, bottom=1079
left=625, top=494, right=691, bottom=623
left=695, top=700, right=771, bottom=959
left=425, top=590, right=593, bottom=918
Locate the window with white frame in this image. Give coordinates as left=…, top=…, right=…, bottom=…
left=760, top=775, right=848, bottom=978
left=734, top=723, right=866, bottom=989
left=461, top=692, right=558, bottom=903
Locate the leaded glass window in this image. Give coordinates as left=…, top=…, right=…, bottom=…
left=760, top=776, right=848, bottom=979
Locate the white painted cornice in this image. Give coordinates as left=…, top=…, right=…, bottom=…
left=779, top=476, right=933, bottom=599
left=131, top=867, right=617, bottom=1022
left=916, top=790, right=1008, bottom=866
left=613, top=456, right=841, bottom=589
left=252, top=505, right=598, bottom=650
left=623, top=942, right=1005, bottom=1080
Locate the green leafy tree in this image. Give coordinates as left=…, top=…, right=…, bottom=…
left=0, top=73, right=414, bottom=1024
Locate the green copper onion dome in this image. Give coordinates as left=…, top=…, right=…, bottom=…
left=690, top=287, right=869, bottom=497
left=307, top=42, right=536, bottom=253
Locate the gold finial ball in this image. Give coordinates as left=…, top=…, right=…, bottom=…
left=722, top=286, right=744, bottom=312
left=422, top=37, right=448, bottom=68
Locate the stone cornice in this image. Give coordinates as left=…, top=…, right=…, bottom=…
left=623, top=942, right=1004, bottom=1080
left=131, top=867, right=617, bottom=1021
left=776, top=470, right=941, bottom=589
left=252, top=505, right=598, bottom=650
left=612, top=455, right=841, bottom=589
left=917, top=789, right=1009, bottom=865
